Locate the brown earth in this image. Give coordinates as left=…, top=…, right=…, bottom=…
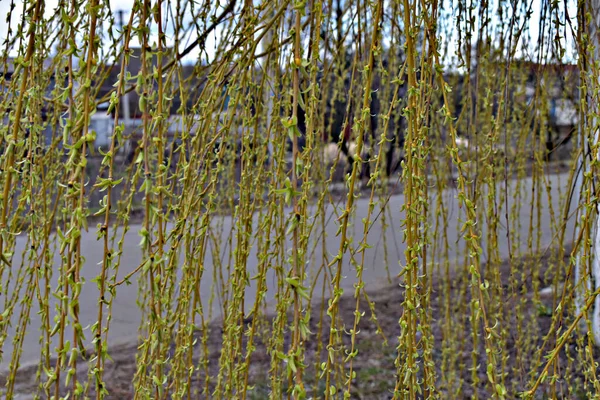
left=5, top=241, right=596, bottom=399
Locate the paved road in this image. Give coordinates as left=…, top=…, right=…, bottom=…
left=1, top=172, right=577, bottom=369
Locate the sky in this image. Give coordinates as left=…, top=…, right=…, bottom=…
left=0, top=0, right=579, bottom=68
left=0, top=0, right=216, bottom=64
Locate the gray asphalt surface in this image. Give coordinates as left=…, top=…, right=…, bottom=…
left=1, top=171, right=577, bottom=370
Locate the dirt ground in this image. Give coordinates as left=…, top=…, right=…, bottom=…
left=5, top=240, right=596, bottom=399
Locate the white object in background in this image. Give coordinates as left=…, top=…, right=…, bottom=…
left=324, top=142, right=342, bottom=165
left=455, top=136, right=469, bottom=148
left=348, top=141, right=357, bottom=158
left=89, top=113, right=114, bottom=149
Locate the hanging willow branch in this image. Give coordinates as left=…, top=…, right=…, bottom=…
left=0, top=0, right=597, bottom=398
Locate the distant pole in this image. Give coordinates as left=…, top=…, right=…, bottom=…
left=117, top=9, right=131, bottom=153
left=589, top=0, right=600, bottom=345
left=575, top=0, right=600, bottom=345
left=260, top=21, right=275, bottom=165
